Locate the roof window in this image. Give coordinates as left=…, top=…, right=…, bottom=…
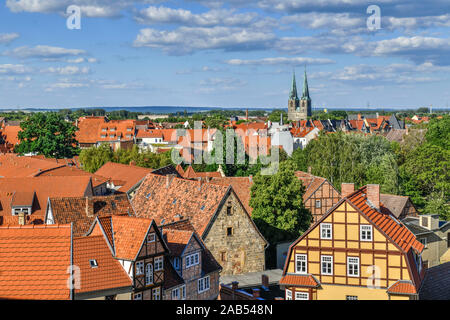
left=89, top=259, right=98, bottom=268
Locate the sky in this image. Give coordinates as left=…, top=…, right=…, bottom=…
left=0, top=0, right=449, bottom=110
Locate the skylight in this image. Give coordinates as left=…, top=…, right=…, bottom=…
left=89, top=259, right=98, bottom=268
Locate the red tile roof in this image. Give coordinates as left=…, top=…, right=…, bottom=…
left=95, top=162, right=153, bottom=193
left=76, top=116, right=106, bottom=144
left=0, top=224, right=72, bottom=300
left=163, top=228, right=194, bottom=256
left=132, top=174, right=230, bottom=236
left=48, top=194, right=135, bottom=237
left=0, top=154, right=66, bottom=178
left=181, top=166, right=222, bottom=179
left=37, top=165, right=108, bottom=188
left=210, top=176, right=254, bottom=215
left=279, top=274, right=320, bottom=287
left=387, top=280, right=417, bottom=295
left=346, top=186, right=424, bottom=253
left=1, top=125, right=21, bottom=146
left=0, top=176, right=93, bottom=226
left=73, top=235, right=131, bottom=294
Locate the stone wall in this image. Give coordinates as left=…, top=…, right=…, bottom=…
left=204, top=191, right=266, bottom=275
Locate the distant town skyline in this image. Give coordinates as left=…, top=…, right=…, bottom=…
left=0, top=1, right=449, bottom=109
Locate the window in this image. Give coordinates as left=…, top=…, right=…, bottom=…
left=181, top=285, right=186, bottom=300
left=109, top=134, right=115, bottom=138
left=227, top=227, right=233, bottom=236
left=419, top=238, right=427, bottom=248
left=315, top=200, right=322, bottom=208
left=227, top=205, right=232, bottom=215
left=421, top=216, right=428, bottom=228
left=145, top=263, right=153, bottom=285
left=153, top=287, right=160, bottom=300
left=286, top=289, right=292, bottom=300
left=295, top=292, right=309, bottom=300
left=13, top=208, right=30, bottom=216
left=172, top=288, right=181, bottom=300
left=320, top=223, right=332, bottom=239
left=295, top=254, right=307, bottom=274
left=347, top=257, right=360, bottom=277
left=105, top=295, right=116, bottom=300
left=133, top=293, right=142, bottom=300
left=89, top=259, right=98, bottom=268
left=360, top=225, right=373, bottom=241
left=198, top=276, right=210, bottom=293
left=154, top=257, right=163, bottom=271
left=220, top=251, right=227, bottom=262
left=346, top=296, right=358, bottom=300
left=136, top=261, right=144, bottom=275
left=173, top=257, right=181, bottom=270
left=186, top=253, right=200, bottom=268
left=101, top=135, right=107, bottom=138
left=321, top=256, right=333, bottom=275
left=148, top=233, right=155, bottom=242
left=172, top=199, right=177, bottom=204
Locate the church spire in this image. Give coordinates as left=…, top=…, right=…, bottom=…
left=302, top=67, right=310, bottom=100
left=290, top=71, right=299, bottom=100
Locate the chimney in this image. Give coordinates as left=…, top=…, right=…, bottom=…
left=341, top=183, right=355, bottom=199
left=307, top=166, right=312, bottom=174
left=18, top=212, right=26, bottom=226
left=367, top=184, right=380, bottom=211
left=252, top=288, right=260, bottom=299
left=129, top=161, right=136, bottom=166
left=261, top=274, right=269, bottom=289
left=357, top=113, right=362, bottom=121
left=86, top=196, right=94, bottom=217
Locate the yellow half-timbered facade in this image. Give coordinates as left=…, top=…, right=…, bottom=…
left=280, top=184, right=425, bottom=300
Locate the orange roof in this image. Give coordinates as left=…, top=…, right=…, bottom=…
left=181, top=166, right=222, bottom=179
left=132, top=173, right=230, bottom=236
left=387, top=280, right=417, bottom=295
left=0, top=224, right=71, bottom=300
left=1, top=125, right=21, bottom=145
left=73, top=235, right=131, bottom=294
left=95, top=162, right=153, bottom=193
left=210, top=176, right=254, bottom=215
left=279, top=274, right=320, bottom=287
left=136, top=130, right=164, bottom=139
left=346, top=186, right=424, bottom=253
left=76, top=116, right=106, bottom=144
left=48, top=194, right=135, bottom=237
left=290, top=127, right=316, bottom=138
left=163, top=228, right=194, bottom=256
left=0, top=154, right=66, bottom=178
left=37, top=166, right=108, bottom=188
left=0, top=176, right=93, bottom=226
left=108, top=216, right=154, bottom=261
left=295, top=171, right=329, bottom=200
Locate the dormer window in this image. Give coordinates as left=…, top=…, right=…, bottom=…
left=13, top=208, right=30, bottom=216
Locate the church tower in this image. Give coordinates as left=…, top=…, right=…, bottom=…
left=288, top=69, right=312, bottom=121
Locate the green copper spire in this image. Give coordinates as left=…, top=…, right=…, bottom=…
left=301, top=67, right=311, bottom=101
left=290, top=71, right=299, bottom=100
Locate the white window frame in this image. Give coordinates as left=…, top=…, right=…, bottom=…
left=186, top=253, right=200, bottom=268
left=181, top=285, right=186, bottom=300
left=419, top=238, right=427, bottom=248
left=360, top=225, right=373, bottom=242
left=154, top=256, right=163, bottom=271
left=136, top=261, right=144, bottom=276
left=347, top=257, right=360, bottom=277
left=320, top=223, right=332, bottom=239
left=315, top=200, right=322, bottom=208
left=286, top=289, right=292, bottom=300
left=145, top=263, right=153, bottom=285
left=198, top=276, right=210, bottom=294
left=321, top=255, right=333, bottom=275
left=148, top=233, right=156, bottom=243
left=295, top=292, right=309, bottom=300
left=172, top=287, right=181, bottom=300
left=295, top=254, right=307, bottom=274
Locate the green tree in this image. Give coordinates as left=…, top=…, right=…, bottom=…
left=250, top=161, right=312, bottom=246
left=15, top=112, right=79, bottom=158
left=79, top=143, right=113, bottom=173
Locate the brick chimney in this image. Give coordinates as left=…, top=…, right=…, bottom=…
left=252, top=288, right=260, bottom=299
left=341, top=183, right=355, bottom=199
left=86, top=197, right=94, bottom=217
left=18, top=212, right=26, bottom=226
left=367, top=184, right=380, bottom=211
left=261, top=274, right=269, bottom=289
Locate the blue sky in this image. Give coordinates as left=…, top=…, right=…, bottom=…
left=0, top=0, right=449, bottom=110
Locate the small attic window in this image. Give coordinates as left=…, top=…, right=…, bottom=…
left=89, top=260, right=98, bottom=268
left=146, top=192, right=152, bottom=199
left=172, top=199, right=177, bottom=204
left=200, top=205, right=205, bottom=211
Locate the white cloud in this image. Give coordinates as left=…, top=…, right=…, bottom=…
left=41, top=65, right=90, bottom=75
left=0, top=64, right=31, bottom=74
left=134, top=26, right=275, bottom=54
left=5, top=45, right=87, bottom=59
left=0, top=33, right=20, bottom=44
left=226, top=56, right=335, bottom=66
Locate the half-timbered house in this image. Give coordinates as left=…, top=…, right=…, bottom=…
left=280, top=183, right=425, bottom=300
left=87, top=215, right=170, bottom=300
